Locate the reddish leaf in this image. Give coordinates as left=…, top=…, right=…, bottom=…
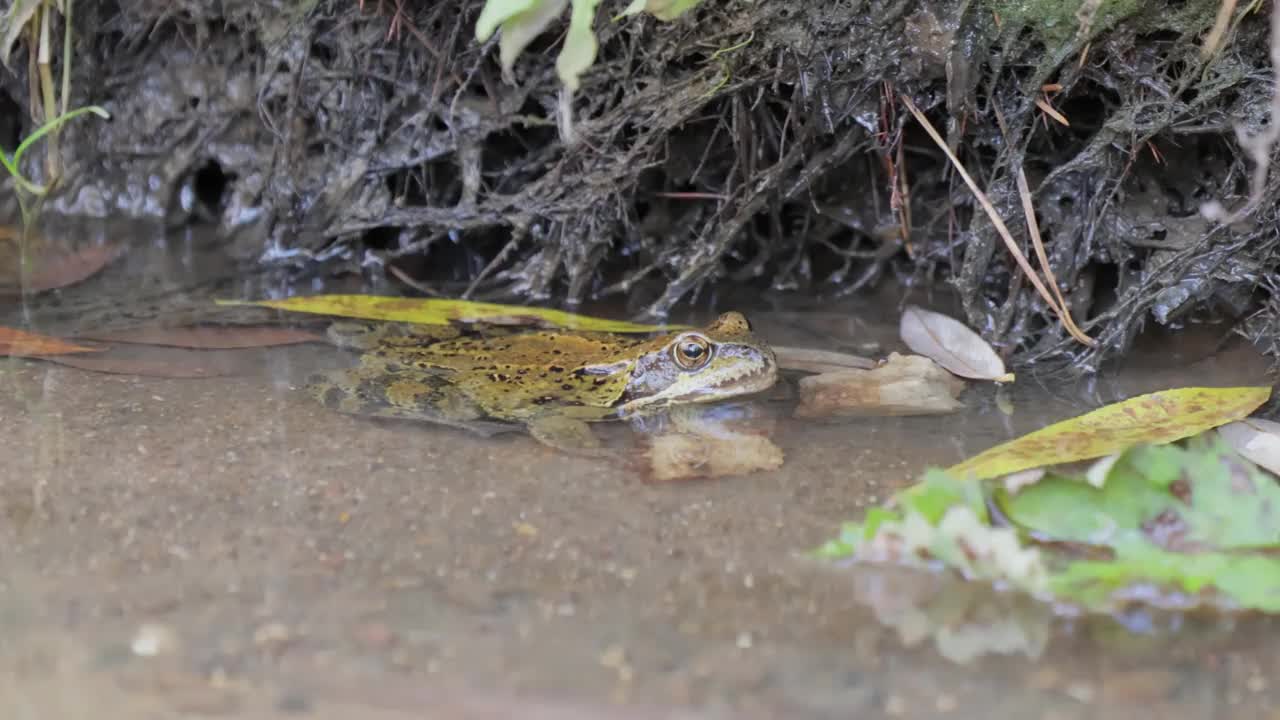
left=40, top=345, right=259, bottom=378
left=0, top=326, right=103, bottom=357
left=0, top=243, right=124, bottom=294
left=77, top=325, right=325, bottom=349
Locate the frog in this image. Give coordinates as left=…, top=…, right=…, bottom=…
left=304, top=312, right=778, bottom=454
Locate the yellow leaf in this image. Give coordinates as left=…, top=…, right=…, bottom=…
left=947, top=386, right=1272, bottom=480
left=216, top=295, right=690, bottom=334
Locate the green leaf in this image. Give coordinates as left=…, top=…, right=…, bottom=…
left=1053, top=547, right=1280, bottom=612
left=619, top=0, right=705, bottom=21
left=475, top=0, right=541, bottom=42
left=814, top=470, right=1049, bottom=595
left=12, top=105, right=110, bottom=166
left=0, top=0, right=42, bottom=69
left=645, top=0, right=705, bottom=21
left=498, top=0, right=569, bottom=81
left=1000, top=441, right=1280, bottom=552
left=556, top=0, right=603, bottom=92
left=821, top=437, right=1280, bottom=615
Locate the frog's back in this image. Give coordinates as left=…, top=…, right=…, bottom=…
left=403, top=330, right=649, bottom=419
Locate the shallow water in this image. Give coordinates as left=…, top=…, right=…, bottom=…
left=2, top=220, right=1279, bottom=719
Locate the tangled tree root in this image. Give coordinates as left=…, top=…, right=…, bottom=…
left=1, top=0, right=1278, bottom=369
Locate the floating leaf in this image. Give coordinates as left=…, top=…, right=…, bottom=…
left=1218, top=417, right=1280, bottom=477
left=7, top=243, right=124, bottom=293
left=217, top=295, right=688, bottom=333
left=899, top=305, right=1012, bottom=382
left=77, top=325, right=325, bottom=350
left=773, top=345, right=876, bottom=374
left=947, top=386, right=1271, bottom=480
left=0, top=326, right=101, bottom=357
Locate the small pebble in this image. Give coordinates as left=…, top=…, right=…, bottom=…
left=276, top=691, right=312, bottom=714
left=131, top=623, right=179, bottom=657
left=1065, top=681, right=1095, bottom=703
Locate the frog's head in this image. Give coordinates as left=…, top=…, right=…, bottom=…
left=617, top=312, right=777, bottom=413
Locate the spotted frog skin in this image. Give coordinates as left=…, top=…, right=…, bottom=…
left=305, top=312, right=777, bottom=453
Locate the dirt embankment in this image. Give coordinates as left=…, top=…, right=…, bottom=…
left=2, top=0, right=1277, bottom=368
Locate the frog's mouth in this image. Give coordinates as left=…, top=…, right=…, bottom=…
left=620, top=346, right=778, bottom=412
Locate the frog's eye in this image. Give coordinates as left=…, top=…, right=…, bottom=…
left=672, top=335, right=712, bottom=370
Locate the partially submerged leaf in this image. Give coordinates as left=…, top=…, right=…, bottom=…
left=0, top=326, right=102, bottom=357
left=16, top=243, right=124, bottom=293
left=999, top=441, right=1280, bottom=552
left=996, top=440, right=1280, bottom=612
left=947, top=386, right=1271, bottom=480
left=77, top=325, right=325, bottom=350
left=899, top=305, right=1012, bottom=382
left=1217, top=418, right=1280, bottom=477
left=773, top=345, right=876, bottom=374
left=817, top=471, right=1050, bottom=596
left=822, top=439, right=1280, bottom=614
left=42, top=345, right=258, bottom=378
left=218, top=295, right=688, bottom=333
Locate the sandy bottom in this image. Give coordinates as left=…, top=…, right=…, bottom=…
left=2, top=310, right=1278, bottom=720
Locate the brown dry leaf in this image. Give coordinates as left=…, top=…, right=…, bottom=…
left=0, top=326, right=103, bottom=357
left=1218, top=418, right=1280, bottom=477
left=41, top=345, right=259, bottom=378
left=899, top=305, right=1013, bottom=382
left=645, top=432, right=784, bottom=481
left=794, top=352, right=966, bottom=419
left=773, top=345, right=877, bottom=374
left=0, top=243, right=125, bottom=294
left=77, top=325, right=325, bottom=350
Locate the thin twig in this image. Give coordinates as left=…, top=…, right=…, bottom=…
left=901, top=95, right=1095, bottom=347
left=1201, top=0, right=1240, bottom=59
left=1014, top=167, right=1093, bottom=345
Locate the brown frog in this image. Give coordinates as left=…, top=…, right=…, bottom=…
left=305, top=312, right=777, bottom=453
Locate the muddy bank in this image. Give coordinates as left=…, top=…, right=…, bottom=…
left=1, top=0, right=1277, bottom=368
